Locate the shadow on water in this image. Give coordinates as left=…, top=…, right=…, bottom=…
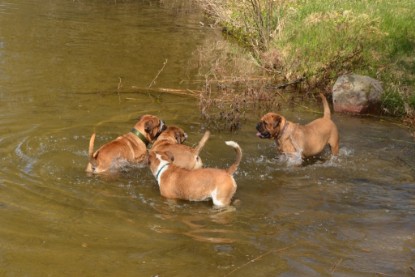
left=0, top=0, right=415, bottom=276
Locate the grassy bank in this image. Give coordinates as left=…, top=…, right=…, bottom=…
left=196, top=0, right=415, bottom=121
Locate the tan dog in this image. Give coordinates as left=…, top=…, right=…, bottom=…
left=151, top=126, right=210, bottom=170
left=86, top=114, right=166, bottom=174
left=148, top=141, right=242, bottom=207
left=256, top=93, right=339, bottom=160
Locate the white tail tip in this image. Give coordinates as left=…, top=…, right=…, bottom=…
left=225, top=141, right=239, bottom=148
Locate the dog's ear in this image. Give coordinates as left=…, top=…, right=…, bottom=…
left=144, top=120, right=154, bottom=133
left=273, top=115, right=282, bottom=128
left=165, top=151, right=174, bottom=162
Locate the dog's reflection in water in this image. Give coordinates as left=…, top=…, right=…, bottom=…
left=151, top=200, right=239, bottom=244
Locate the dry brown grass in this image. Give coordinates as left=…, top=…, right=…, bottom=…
left=190, top=39, right=263, bottom=81
left=199, top=79, right=281, bottom=131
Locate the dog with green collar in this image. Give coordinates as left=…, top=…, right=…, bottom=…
left=86, top=114, right=166, bottom=174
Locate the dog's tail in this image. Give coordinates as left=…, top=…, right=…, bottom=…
left=88, top=133, right=96, bottom=161
left=86, top=133, right=98, bottom=172
left=193, top=130, right=210, bottom=155
left=225, top=141, right=242, bottom=175
left=320, top=93, right=331, bottom=119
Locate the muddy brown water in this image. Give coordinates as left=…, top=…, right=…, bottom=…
left=1, top=1, right=414, bottom=276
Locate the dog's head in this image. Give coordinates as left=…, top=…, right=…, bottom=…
left=135, top=114, right=167, bottom=142
left=256, top=112, right=286, bottom=139
left=155, top=126, right=188, bottom=144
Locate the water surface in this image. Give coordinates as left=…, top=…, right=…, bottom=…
left=0, top=1, right=414, bottom=276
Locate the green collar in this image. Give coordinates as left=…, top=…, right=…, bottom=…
left=130, top=128, right=150, bottom=146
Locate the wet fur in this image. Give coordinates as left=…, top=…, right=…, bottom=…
left=151, top=126, right=210, bottom=170
left=86, top=114, right=166, bottom=174
left=256, top=93, right=339, bottom=160
left=148, top=141, right=242, bottom=207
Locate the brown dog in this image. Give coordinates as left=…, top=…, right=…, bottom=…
left=151, top=126, right=210, bottom=170
left=148, top=141, right=242, bottom=207
left=86, top=114, right=166, bottom=174
left=256, top=93, right=339, bottom=160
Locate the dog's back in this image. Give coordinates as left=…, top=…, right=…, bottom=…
left=86, top=133, right=126, bottom=173
left=150, top=140, right=242, bottom=207
left=152, top=130, right=210, bottom=170
left=301, top=93, right=339, bottom=156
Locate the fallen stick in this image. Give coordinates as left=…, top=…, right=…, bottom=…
left=148, top=58, right=168, bottom=88
left=129, top=86, right=201, bottom=98
left=270, top=77, right=306, bottom=89
left=330, top=258, right=343, bottom=273
left=189, top=76, right=274, bottom=84
left=223, top=245, right=295, bottom=277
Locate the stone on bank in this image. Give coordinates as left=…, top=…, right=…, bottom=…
left=332, top=74, right=383, bottom=114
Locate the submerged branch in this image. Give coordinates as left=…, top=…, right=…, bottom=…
left=223, top=245, right=295, bottom=277
left=269, top=76, right=306, bottom=89
left=189, top=76, right=274, bottom=84
left=330, top=258, right=343, bottom=273
left=129, top=86, right=201, bottom=98
left=148, top=58, right=168, bottom=88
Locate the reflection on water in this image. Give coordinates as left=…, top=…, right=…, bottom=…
left=0, top=0, right=415, bottom=276
left=152, top=203, right=238, bottom=244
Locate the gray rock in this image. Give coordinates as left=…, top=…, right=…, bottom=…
left=332, top=74, right=383, bottom=114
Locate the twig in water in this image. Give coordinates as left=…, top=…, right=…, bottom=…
left=330, top=258, right=343, bottom=273
left=130, top=86, right=200, bottom=98
left=188, top=76, right=273, bottom=84
left=148, top=58, right=168, bottom=88
left=271, top=77, right=305, bottom=89
left=224, top=245, right=294, bottom=277
left=117, top=77, right=122, bottom=103
left=117, top=77, right=123, bottom=90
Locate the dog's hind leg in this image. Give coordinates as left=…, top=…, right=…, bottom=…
left=328, top=133, right=339, bottom=156
left=211, top=183, right=236, bottom=208
left=211, top=189, right=226, bottom=207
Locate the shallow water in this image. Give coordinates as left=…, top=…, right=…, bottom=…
left=1, top=1, right=414, bottom=276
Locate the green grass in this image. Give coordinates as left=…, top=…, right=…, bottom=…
left=279, top=0, right=415, bottom=115
left=199, top=0, right=415, bottom=117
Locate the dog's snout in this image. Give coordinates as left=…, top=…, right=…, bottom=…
left=256, top=122, right=263, bottom=131
left=256, top=121, right=271, bottom=139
